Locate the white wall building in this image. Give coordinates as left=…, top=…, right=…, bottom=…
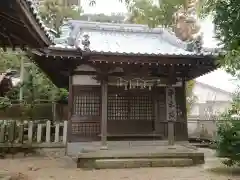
left=190, top=81, right=233, bottom=119
left=188, top=77, right=236, bottom=140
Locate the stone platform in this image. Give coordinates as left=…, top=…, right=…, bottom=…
left=77, top=145, right=204, bottom=169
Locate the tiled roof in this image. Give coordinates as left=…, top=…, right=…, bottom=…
left=51, top=21, right=214, bottom=56
left=24, top=0, right=54, bottom=43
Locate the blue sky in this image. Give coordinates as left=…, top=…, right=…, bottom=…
left=81, top=0, right=239, bottom=93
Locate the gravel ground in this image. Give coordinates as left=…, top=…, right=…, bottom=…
left=0, top=148, right=239, bottom=180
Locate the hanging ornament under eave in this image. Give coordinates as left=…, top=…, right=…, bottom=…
left=119, top=78, right=122, bottom=87
left=116, top=79, right=120, bottom=87
left=117, top=78, right=121, bottom=87
left=124, top=83, right=128, bottom=90
left=149, top=85, right=152, bottom=91
left=132, top=84, right=135, bottom=89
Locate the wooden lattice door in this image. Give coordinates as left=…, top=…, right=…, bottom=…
left=70, top=87, right=101, bottom=141
left=107, top=88, right=154, bottom=134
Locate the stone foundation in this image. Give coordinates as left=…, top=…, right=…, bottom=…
left=77, top=144, right=204, bottom=169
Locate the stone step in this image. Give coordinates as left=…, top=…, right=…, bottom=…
left=81, top=158, right=194, bottom=169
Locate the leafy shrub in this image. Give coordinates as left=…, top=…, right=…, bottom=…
left=0, top=96, right=11, bottom=111
left=216, top=91, right=240, bottom=166
left=55, top=88, right=68, bottom=104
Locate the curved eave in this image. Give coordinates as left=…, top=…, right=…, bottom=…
left=47, top=45, right=217, bottom=59
left=0, top=0, right=53, bottom=49
left=31, top=47, right=218, bottom=88
left=82, top=50, right=217, bottom=59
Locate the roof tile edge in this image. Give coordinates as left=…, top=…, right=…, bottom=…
left=24, top=0, right=55, bottom=44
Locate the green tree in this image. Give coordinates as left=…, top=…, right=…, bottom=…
left=39, top=0, right=82, bottom=35
left=37, top=0, right=83, bottom=101
left=216, top=91, right=240, bottom=166
left=205, top=0, right=240, bottom=78
left=127, top=0, right=203, bottom=41
left=195, top=0, right=240, bottom=158
left=193, top=0, right=240, bottom=78
left=23, top=64, right=54, bottom=101
left=0, top=49, right=22, bottom=72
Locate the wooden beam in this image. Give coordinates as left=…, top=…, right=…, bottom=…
left=44, top=49, right=214, bottom=66
left=168, top=65, right=177, bottom=85
left=89, top=55, right=213, bottom=65
left=0, top=21, right=29, bottom=44
left=16, top=0, right=51, bottom=47
left=0, top=12, right=24, bottom=27
left=0, top=39, right=7, bottom=51
left=0, top=24, right=29, bottom=48
left=43, top=48, right=83, bottom=58
left=100, top=78, right=108, bottom=149
left=0, top=31, right=7, bottom=38
left=182, top=80, right=188, bottom=140
left=9, top=33, right=29, bottom=45
left=67, top=73, right=73, bottom=143
left=15, top=1, right=43, bottom=47
left=153, top=87, right=160, bottom=133
left=0, top=14, right=40, bottom=47
left=0, top=28, right=14, bottom=48
left=75, top=62, right=186, bottom=78
left=187, top=65, right=217, bottom=80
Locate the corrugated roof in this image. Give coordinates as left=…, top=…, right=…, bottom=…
left=51, top=21, right=214, bottom=56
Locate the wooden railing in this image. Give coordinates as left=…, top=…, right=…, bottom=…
left=0, top=120, right=68, bottom=148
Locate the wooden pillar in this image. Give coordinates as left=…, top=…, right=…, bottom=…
left=182, top=80, right=188, bottom=140
left=67, top=74, right=73, bottom=144
left=153, top=87, right=158, bottom=132
left=166, top=86, right=177, bottom=145
left=68, top=75, right=73, bottom=121
left=182, top=80, right=187, bottom=118
left=154, top=97, right=159, bottom=133
left=153, top=87, right=163, bottom=133
left=101, top=79, right=108, bottom=149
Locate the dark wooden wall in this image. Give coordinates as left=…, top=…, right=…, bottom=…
left=68, top=84, right=188, bottom=142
